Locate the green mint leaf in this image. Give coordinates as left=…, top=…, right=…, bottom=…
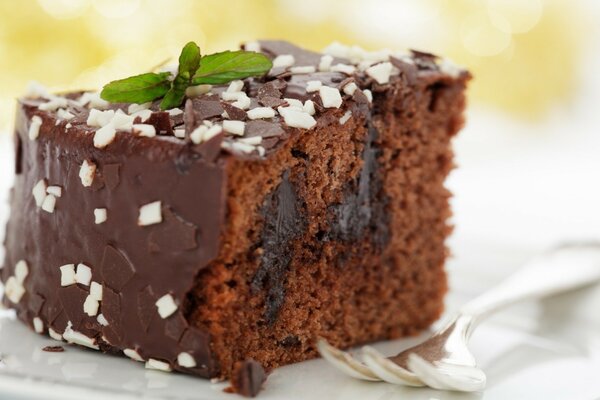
left=100, top=72, right=171, bottom=103
left=178, top=41, right=201, bottom=76
left=192, top=51, right=272, bottom=85
left=160, top=41, right=201, bottom=110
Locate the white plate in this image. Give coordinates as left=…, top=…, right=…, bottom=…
left=1, top=235, right=600, bottom=400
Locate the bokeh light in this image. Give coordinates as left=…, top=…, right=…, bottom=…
left=0, top=0, right=591, bottom=132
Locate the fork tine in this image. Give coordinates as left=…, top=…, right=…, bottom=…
left=407, top=354, right=486, bottom=392
left=361, top=346, right=426, bottom=387
left=317, top=339, right=381, bottom=381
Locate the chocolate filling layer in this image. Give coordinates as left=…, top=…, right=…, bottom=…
left=329, top=121, right=389, bottom=249
left=252, top=170, right=306, bottom=324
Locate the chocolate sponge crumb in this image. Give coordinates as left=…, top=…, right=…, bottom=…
left=225, top=359, right=267, bottom=397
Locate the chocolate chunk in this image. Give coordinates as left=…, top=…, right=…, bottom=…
left=193, top=133, right=224, bottom=163
left=229, top=359, right=267, bottom=398
left=103, top=163, right=121, bottom=190
left=42, top=345, right=64, bottom=352
left=137, top=285, right=155, bottom=332
left=179, top=328, right=212, bottom=364
left=221, top=102, right=247, bottom=121
left=192, top=98, right=224, bottom=121
left=101, top=285, right=121, bottom=329
left=147, top=112, right=173, bottom=135
left=101, top=245, right=136, bottom=291
left=58, top=285, right=88, bottom=325
left=245, top=120, right=285, bottom=139
left=148, top=208, right=197, bottom=253
left=164, top=312, right=187, bottom=342
left=390, top=57, right=418, bottom=85
left=29, top=293, right=45, bottom=315
left=183, top=99, right=196, bottom=134
left=258, top=96, right=287, bottom=108
left=258, top=80, right=284, bottom=101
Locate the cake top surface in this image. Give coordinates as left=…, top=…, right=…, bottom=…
left=20, top=40, right=469, bottom=161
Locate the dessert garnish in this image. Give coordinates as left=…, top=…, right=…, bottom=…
left=100, top=41, right=272, bottom=110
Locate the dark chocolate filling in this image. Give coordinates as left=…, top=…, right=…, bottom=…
left=251, top=170, right=306, bottom=325
left=329, top=121, right=390, bottom=249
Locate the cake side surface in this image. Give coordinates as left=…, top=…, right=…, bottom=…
left=1, top=40, right=469, bottom=380
left=189, top=44, right=469, bottom=377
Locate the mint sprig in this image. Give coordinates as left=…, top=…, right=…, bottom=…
left=100, top=41, right=272, bottom=110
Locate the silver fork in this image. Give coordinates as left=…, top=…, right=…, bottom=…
left=318, top=243, right=600, bottom=392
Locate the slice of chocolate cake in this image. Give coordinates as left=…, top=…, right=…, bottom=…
left=1, top=40, right=470, bottom=380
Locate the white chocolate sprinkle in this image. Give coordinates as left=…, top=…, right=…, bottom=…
left=284, top=98, right=303, bottom=109
left=155, top=294, right=178, bottom=319
left=131, top=109, right=152, bottom=122
left=138, top=201, right=162, bottom=226
left=330, top=63, right=356, bottom=75
left=33, top=317, right=44, bottom=333
left=226, top=80, right=244, bottom=93
left=363, top=89, right=373, bottom=103
left=128, top=102, right=151, bottom=114
left=343, top=82, right=358, bottom=96
left=124, top=348, right=144, bottom=362
left=145, top=358, right=172, bottom=372
left=96, top=314, right=109, bottom=327
left=90, top=281, right=103, bottom=301
left=232, top=93, right=251, bottom=110
left=14, top=260, right=29, bottom=284
left=25, top=81, right=50, bottom=99
left=319, top=86, right=343, bottom=108
left=244, top=41, right=261, bottom=53
left=38, top=96, right=68, bottom=111
left=185, top=84, right=212, bottom=97
left=60, top=264, right=76, bottom=287
left=306, top=80, right=322, bottom=93
left=339, top=110, right=352, bottom=125
left=48, top=328, right=63, bottom=341
left=63, top=322, right=99, bottom=350
left=94, top=208, right=107, bottom=224
left=278, top=107, right=317, bottom=129
left=174, top=128, right=186, bottom=138
left=238, top=136, right=262, bottom=146
left=366, top=62, right=393, bottom=84
left=78, top=92, right=109, bottom=110
left=303, top=100, right=316, bottom=116
left=93, top=124, right=117, bottom=148
left=290, top=66, right=316, bottom=74
left=57, top=108, right=75, bottom=120
left=79, top=160, right=96, bottom=187
left=83, top=295, right=99, bottom=316
left=4, top=277, right=25, bottom=303
left=28, top=115, right=42, bottom=140
left=177, top=352, right=197, bottom=368
left=32, top=179, right=47, bottom=207
left=110, top=111, right=135, bottom=130
left=133, top=124, right=156, bottom=137
left=41, top=194, right=57, bottom=213
left=223, top=120, right=245, bottom=136
left=75, top=263, right=92, bottom=286
left=46, top=185, right=62, bottom=197
left=87, top=109, right=115, bottom=127
left=318, top=55, right=334, bottom=72
left=167, top=107, right=183, bottom=116
left=272, top=54, right=295, bottom=68
left=221, top=91, right=245, bottom=101
left=247, top=107, right=275, bottom=120
left=190, top=124, right=223, bottom=144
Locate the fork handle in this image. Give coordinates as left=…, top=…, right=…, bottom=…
left=458, top=243, right=600, bottom=332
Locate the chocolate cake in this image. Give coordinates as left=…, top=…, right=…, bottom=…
left=1, top=40, right=470, bottom=381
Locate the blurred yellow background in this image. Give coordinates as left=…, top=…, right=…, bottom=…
left=0, top=0, right=590, bottom=132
